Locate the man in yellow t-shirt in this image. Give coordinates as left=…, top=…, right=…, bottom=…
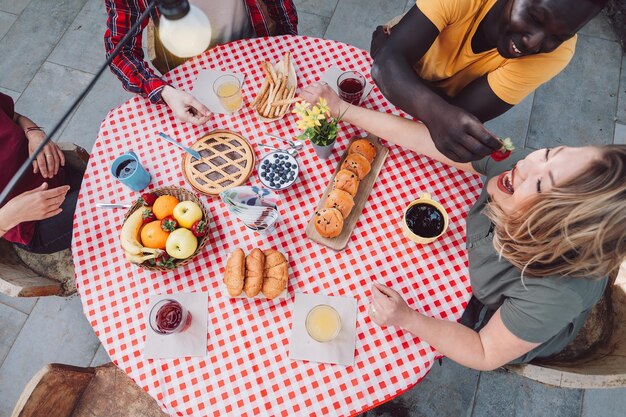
left=371, top=0, right=608, bottom=162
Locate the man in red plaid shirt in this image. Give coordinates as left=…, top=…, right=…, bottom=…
left=105, top=0, right=298, bottom=125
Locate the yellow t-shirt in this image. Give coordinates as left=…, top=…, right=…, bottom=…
left=414, top=0, right=576, bottom=104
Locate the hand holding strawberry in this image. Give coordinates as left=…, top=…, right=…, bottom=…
left=491, top=137, right=515, bottom=161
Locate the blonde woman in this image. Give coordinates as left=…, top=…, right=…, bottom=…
left=301, top=83, right=626, bottom=370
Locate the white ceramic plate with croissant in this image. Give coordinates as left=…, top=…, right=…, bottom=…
left=223, top=248, right=289, bottom=300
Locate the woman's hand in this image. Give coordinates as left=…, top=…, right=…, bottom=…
left=0, top=183, right=70, bottom=232
left=27, top=130, right=65, bottom=179
left=161, top=86, right=212, bottom=125
left=369, top=283, right=416, bottom=328
left=300, top=82, right=347, bottom=118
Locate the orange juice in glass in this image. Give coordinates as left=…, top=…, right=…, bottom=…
left=306, top=304, right=341, bottom=342
left=213, top=74, right=243, bottom=113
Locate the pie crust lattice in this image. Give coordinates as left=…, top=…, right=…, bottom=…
left=183, top=130, right=255, bottom=196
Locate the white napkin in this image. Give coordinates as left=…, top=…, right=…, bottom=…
left=191, top=69, right=246, bottom=114
left=318, top=66, right=374, bottom=105
left=144, top=293, right=208, bottom=359
left=289, top=292, right=358, bottom=366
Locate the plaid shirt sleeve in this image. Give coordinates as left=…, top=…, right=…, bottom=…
left=248, top=0, right=298, bottom=36
left=104, top=0, right=167, bottom=104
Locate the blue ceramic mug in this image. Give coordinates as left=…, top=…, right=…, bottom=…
left=111, top=151, right=151, bottom=191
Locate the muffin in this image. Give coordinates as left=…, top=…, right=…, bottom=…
left=314, top=208, right=344, bottom=238
left=333, top=169, right=360, bottom=197
left=341, top=153, right=371, bottom=180
left=324, top=189, right=355, bottom=219
left=349, top=139, right=377, bottom=163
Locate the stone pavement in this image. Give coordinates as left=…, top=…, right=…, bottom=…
left=0, top=1, right=625, bottom=416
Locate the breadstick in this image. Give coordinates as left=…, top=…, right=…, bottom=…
left=250, top=76, right=269, bottom=108
left=262, top=83, right=277, bottom=117
left=267, top=75, right=285, bottom=118
left=257, top=81, right=273, bottom=113
left=263, top=61, right=278, bottom=85
left=278, top=86, right=296, bottom=117
left=271, top=76, right=288, bottom=117
left=271, top=96, right=302, bottom=107
left=283, top=52, right=290, bottom=77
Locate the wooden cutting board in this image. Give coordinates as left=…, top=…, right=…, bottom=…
left=305, top=134, right=388, bottom=251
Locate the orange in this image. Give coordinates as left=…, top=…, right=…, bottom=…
left=140, top=221, right=170, bottom=249
left=152, top=195, right=180, bottom=220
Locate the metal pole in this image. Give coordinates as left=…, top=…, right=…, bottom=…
left=0, top=0, right=158, bottom=206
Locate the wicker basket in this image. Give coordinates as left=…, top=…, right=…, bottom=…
left=123, top=186, right=210, bottom=271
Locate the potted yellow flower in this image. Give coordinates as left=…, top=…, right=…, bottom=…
left=292, top=98, right=342, bottom=159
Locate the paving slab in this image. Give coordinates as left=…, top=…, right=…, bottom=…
left=617, top=54, right=626, bottom=123
left=58, top=69, right=133, bottom=151
left=298, top=11, right=331, bottom=39
left=470, top=369, right=583, bottom=417
left=0, top=295, right=100, bottom=417
left=0, top=10, right=15, bottom=39
left=581, top=388, right=626, bottom=417
left=358, top=359, right=479, bottom=417
left=0, top=293, right=37, bottom=315
left=0, top=303, right=27, bottom=367
left=325, top=0, right=406, bottom=52
left=15, top=61, right=93, bottom=141
left=527, top=35, right=621, bottom=149
left=485, top=92, right=534, bottom=147
left=89, top=344, right=111, bottom=367
left=0, top=87, right=21, bottom=102
left=294, top=0, right=338, bottom=18
left=615, top=122, right=626, bottom=144
left=579, top=12, right=618, bottom=42
left=0, top=0, right=87, bottom=92
left=0, top=0, right=31, bottom=15
left=48, top=0, right=107, bottom=75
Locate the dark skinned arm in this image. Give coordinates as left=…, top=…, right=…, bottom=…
left=371, top=6, right=505, bottom=162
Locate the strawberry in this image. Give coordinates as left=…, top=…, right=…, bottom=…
left=491, top=137, right=515, bottom=162
left=160, top=215, right=178, bottom=232
left=142, top=208, right=156, bottom=224
left=155, top=253, right=176, bottom=269
left=139, top=192, right=157, bottom=206
left=191, top=219, right=208, bottom=237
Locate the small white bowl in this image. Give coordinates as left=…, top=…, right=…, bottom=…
left=258, top=151, right=299, bottom=191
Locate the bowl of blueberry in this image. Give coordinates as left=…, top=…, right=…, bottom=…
left=258, top=151, right=299, bottom=191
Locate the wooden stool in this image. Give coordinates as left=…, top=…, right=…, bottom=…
left=11, top=363, right=168, bottom=417
left=0, top=143, right=89, bottom=297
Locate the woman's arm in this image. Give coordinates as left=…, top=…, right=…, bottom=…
left=371, top=284, right=539, bottom=371
left=300, top=84, right=477, bottom=175
left=0, top=183, right=70, bottom=238
left=14, top=112, right=65, bottom=179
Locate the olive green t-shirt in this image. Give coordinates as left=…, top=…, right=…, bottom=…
left=468, top=150, right=607, bottom=363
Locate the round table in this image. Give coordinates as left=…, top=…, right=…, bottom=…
left=73, top=36, right=483, bottom=417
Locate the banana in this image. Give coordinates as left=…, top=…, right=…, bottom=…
left=120, top=208, right=146, bottom=255
left=125, top=251, right=160, bottom=265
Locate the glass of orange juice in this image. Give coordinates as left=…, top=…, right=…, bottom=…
left=306, top=304, right=341, bottom=342
left=213, top=74, right=243, bottom=114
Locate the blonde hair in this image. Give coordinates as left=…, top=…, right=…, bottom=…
left=485, top=145, right=626, bottom=278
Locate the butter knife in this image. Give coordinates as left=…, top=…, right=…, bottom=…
left=158, top=132, right=202, bottom=160
left=96, top=203, right=132, bottom=209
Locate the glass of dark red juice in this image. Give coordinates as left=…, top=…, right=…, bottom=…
left=149, top=299, right=192, bottom=335
left=337, top=71, right=366, bottom=105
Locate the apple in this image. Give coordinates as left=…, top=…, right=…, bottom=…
left=173, top=201, right=203, bottom=229
left=166, top=228, right=198, bottom=259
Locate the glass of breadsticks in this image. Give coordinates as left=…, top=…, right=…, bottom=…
left=250, top=52, right=301, bottom=121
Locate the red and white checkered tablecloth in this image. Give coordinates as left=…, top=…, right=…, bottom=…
left=73, top=36, right=483, bottom=417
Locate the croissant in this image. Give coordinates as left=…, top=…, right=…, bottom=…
left=262, top=249, right=289, bottom=299
left=244, top=248, right=265, bottom=297
left=224, top=248, right=245, bottom=297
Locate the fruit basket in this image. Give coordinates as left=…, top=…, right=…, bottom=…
left=121, top=186, right=211, bottom=271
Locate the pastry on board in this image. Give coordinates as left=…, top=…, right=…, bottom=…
left=324, top=189, right=355, bottom=219
left=333, top=169, right=360, bottom=197
left=262, top=249, right=289, bottom=299
left=348, top=139, right=377, bottom=163
left=244, top=248, right=265, bottom=297
left=314, top=208, right=344, bottom=238
left=341, top=153, right=371, bottom=180
left=224, top=248, right=245, bottom=297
